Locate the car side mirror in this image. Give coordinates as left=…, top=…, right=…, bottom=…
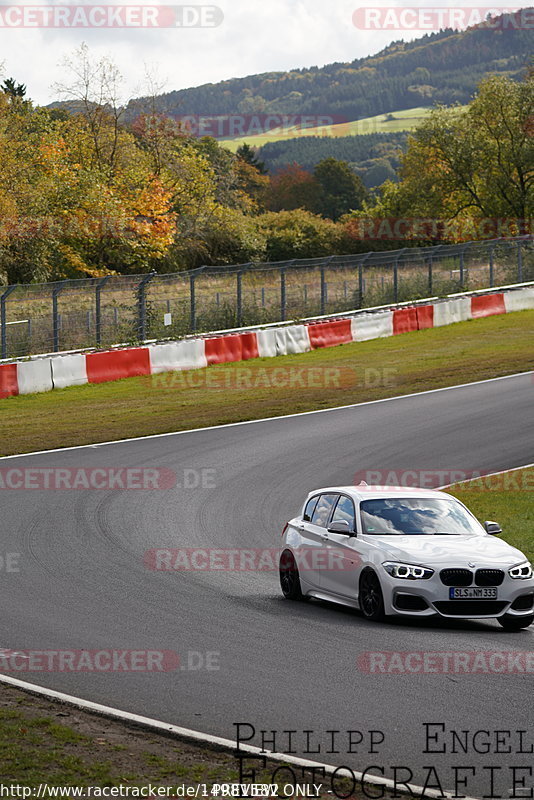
left=328, top=520, right=355, bottom=536
left=484, top=520, right=502, bottom=535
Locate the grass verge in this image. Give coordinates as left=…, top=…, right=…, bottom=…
left=447, top=466, right=534, bottom=562
left=1, top=310, right=533, bottom=458
left=0, top=683, right=373, bottom=797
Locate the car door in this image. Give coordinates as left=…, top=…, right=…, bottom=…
left=296, top=493, right=339, bottom=590
left=321, top=494, right=363, bottom=599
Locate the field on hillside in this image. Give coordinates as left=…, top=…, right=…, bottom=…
left=222, top=107, right=436, bottom=151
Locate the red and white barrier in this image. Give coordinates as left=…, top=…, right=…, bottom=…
left=86, top=347, right=151, bottom=384
left=351, top=311, right=393, bottom=342
left=471, top=293, right=506, bottom=319
left=416, top=305, right=434, bottom=330
left=256, top=329, right=277, bottom=358
left=240, top=332, right=260, bottom=361
left=275, top=325, right=311, bottom=356
left=2, top=285, right=533, bottom=398
left=504, top=287, right=534, bottom=313
left=433, top=297, right=471, bottom=327
left=0, top=363, right=18, bottom=399
left=504, top=287, right=534, bottom=314
left=205, top=334, right=243, bottom=365
left=393, top=307, right=419, bottom=335
left=17, top=359, right=53, bottom=395
left=307, top=319, right=352, bottom=349
left=149, top=340, right=207, bottom=374
left=51, top=354, right=88, bottom=389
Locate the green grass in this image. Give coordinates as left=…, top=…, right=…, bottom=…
left=447, top=467, right=534, bottom=562
left=1, top=310, right=533, bottom=457
left=0, top=686, right=370, bottom=795
left=0, top=690, right=251, bottom=788
left=222, top=106, right=456, bottom=151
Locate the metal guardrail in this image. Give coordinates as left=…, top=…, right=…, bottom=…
left=0, top=236, right=532, bottom=360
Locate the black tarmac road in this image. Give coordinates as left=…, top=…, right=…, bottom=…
left=1, top=373, right=533, bottom=796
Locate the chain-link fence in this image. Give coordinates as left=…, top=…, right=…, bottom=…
left=1, top=236, right=532, bottom=360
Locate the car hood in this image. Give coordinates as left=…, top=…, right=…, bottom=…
left=364, top=533, right=527, bottom=567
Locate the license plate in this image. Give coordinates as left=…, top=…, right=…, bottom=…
left=449, top=587, right=498, bottom=599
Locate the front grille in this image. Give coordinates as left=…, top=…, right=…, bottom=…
left=440, top=568, right=473, bottom=587
left=511, top=594, right=534, bottom=611
left=394, top=593, right=428, bottom=612
left=475, top=569, right=504, bottom=586
left=434, top=601, right=507, bottom=617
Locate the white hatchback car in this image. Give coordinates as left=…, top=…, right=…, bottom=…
left=279, top=485, right=534, bottom=630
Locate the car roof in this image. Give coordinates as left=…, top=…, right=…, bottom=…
left=306, top=485, right=454, bottom=502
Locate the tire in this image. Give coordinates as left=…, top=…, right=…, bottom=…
left=359, top=569, right=386, bottom=622
left=497, top=614, right=534, bottom=631
left=279, top=550, right=303, bottom=600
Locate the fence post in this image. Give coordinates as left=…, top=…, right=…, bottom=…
left=393, top=249, right=405, bottom=303
left=517, top=240, right=523, bottom=283
left=358, top=253, right=371, bottom=309
left=136, top=271, right=156, bottom=342
left=52, top=281, right=68, bottom=353
left=427, top=244, right=442, bottom=295
left=320, top=258, right=333, bottom=315
left=488, top=243, right=495, bottom=287
left=1, top=284, right=17, bottom=359
left=95, top=276, right=110, bottom=348
left=236, top=270, right=243, bottom=327
left=320, top=264, right=326, bottom=315
left=190, top=270, right=197, bottom=333
left=280, top=268, right=286, bottom=321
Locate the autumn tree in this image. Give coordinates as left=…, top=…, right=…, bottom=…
left=266, top=164, right=322, bottom=212
left=362, top=74, right=534, bottom=239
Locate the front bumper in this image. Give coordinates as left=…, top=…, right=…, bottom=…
left=380, top=571, right=534, bottom=619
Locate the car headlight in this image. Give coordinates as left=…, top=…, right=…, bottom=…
left=509, top=562, right=533, bottom=580
left=382, top=562, right=434, bottom=580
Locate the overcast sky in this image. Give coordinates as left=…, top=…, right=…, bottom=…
left=0, top=0, right=530, bottom=105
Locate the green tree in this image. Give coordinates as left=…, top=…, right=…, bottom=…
left=363, top=74, right=534, bottom=239
left=236, top=143, right=267, bottom=175
left=2, top=78, right=26, bottom=98
left=258, top=209, right=343, bottom=260
left=313, top=158, right=369, bottom=221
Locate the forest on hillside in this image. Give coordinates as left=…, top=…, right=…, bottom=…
left=126, top=17, right=531, bottom=121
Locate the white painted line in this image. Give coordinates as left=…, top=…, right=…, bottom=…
left=439, top=462, right=534, bottom=490
left=1, top=370, right=531, bottom=462
left=0, top=673, right=480, bottom=800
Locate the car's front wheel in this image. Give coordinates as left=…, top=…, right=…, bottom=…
left=359, top=569, right=386, bottom=622
left=279, top=550, right=303, bottom=600
left=497, top=614, right=534, bottom=631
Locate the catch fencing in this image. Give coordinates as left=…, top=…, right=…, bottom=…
left=0, top=236, right=532, bottom=360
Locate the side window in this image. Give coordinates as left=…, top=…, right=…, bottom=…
left=311, top=494, right=338, bottom=528
left=303, top=496, right=319, bottom=522
left=331, top=495, right=356, bottom=531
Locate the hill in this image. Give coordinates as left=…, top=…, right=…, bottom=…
left=126, top=12, right=532, bottom=123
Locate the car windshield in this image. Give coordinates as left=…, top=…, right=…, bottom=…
left=360, top=498, right=483, bottom=536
